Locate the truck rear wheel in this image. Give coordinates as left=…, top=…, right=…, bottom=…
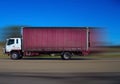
left=10, top=52, right=20, bottom=60
left=61, top=52, right=72, bottom=60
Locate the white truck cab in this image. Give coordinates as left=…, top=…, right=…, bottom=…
left=5, top=38, right=22, bottom=53
left=5, top=38, right=22, bottom=59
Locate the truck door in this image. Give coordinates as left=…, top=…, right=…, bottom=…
left=6, top=39, right=15, bottom=52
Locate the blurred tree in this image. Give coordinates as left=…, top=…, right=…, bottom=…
left=2, top=26, right=25, bottom=42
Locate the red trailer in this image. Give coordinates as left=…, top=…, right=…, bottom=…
left=5, top=27, right=100, bottom=60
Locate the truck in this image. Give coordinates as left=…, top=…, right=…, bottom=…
left=4, top=27, right=100, bottom=60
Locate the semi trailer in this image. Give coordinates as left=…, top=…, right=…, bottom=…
left=4, top=27, right=99, bottom=60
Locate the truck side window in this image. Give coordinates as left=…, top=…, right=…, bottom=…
left=16, top=39, right=18, bottom=44
left=7, top=39, right=14, bottom=45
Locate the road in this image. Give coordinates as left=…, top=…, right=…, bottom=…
left=0, top=58, right=120, bottom=84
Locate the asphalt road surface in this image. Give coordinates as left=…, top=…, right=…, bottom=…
left=0, top=58, right=120, bottom=84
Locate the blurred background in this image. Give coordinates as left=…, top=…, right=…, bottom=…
left=0, top=0, right=120, bottom=56
left=0, top=1, right=120, bottom=84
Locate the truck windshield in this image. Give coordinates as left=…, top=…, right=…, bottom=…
left=7, top=39, right=14, bottom=45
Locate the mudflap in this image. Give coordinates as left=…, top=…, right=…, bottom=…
left=82, top=51, right=90, bottom=56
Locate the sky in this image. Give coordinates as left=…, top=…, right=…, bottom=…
left=0, top=0, right=120, bottom=45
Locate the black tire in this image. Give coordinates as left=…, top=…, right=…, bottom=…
left=10, top=52, right=20, bottom=60
left=61, top=52, right=72, bottom=60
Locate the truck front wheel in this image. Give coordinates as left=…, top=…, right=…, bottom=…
left=10, top=52, right=20, bottom=60
left=61, top=52, right=72, bottom=60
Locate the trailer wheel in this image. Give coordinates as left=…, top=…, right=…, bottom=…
left=10, top=52, right=20, bottom=60
left=61, top=52, right=72, bottom=60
